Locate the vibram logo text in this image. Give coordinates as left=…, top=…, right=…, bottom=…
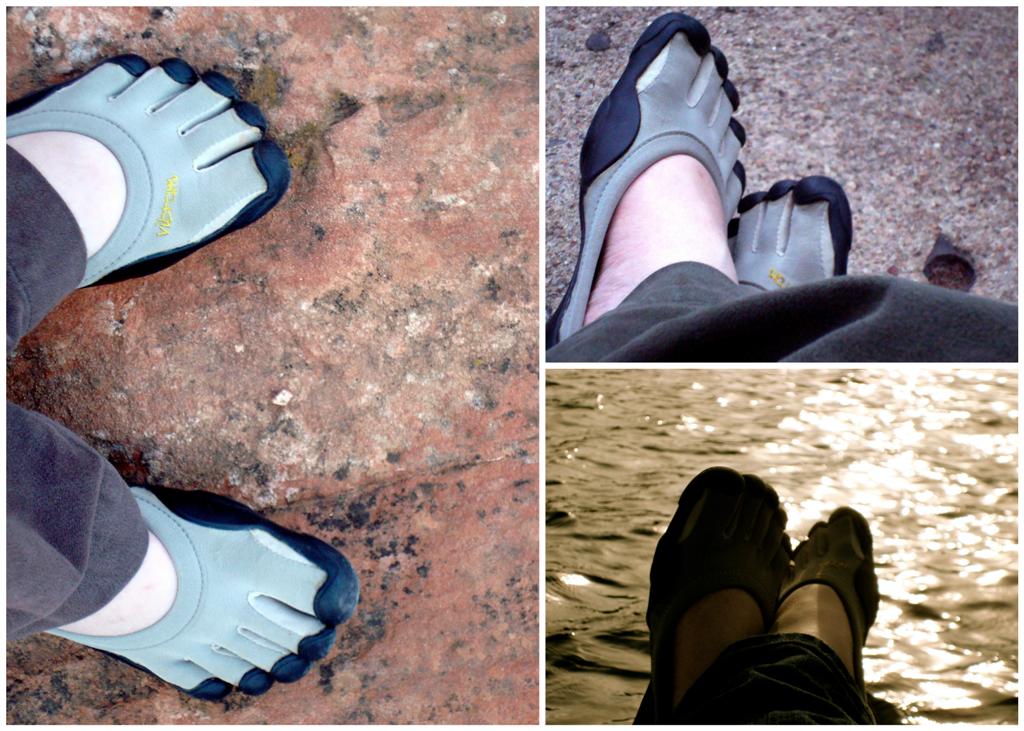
left=769, top=267, right=787, bottom=288
left=156, top=175, right=179, bottom=237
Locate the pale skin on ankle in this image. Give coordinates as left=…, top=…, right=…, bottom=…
left=8, top=131, right=126, bottom=258
left=584, top=154, right=737, bottom=326
left=670, top=584, right=856, bottom=709
left=59, top=531, right=178, bottom=637
left=771, top=583, right=856, bottom=677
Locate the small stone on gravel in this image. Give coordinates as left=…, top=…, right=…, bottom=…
left=585, top=31, right=611, bottom=52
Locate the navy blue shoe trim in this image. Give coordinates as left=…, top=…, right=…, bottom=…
left=188, top=676, right=234, bottom=700
left=709, top=45, right=728, bottom=79
left=271, top=654, right=311, bottom=682
left=238, top=667, right=274, bottom=696
left=733, top=160, right=746, bottom=195
left=735, top=176, right=853, bottom=276
left=6, top=54, right=150, bottom=117
left=88, top=137, right=291, bottom=286
left=722, top=78, right=739, bottom=111
left=297, top=626, right=337, bottom=662
left=548, top=12, right=744, bottom=349
left=234, top=101, right=268, bottom=133
left=144, top=486, right=359, bottom=629
left=201, top=70, right=241, bottom=100
left=729, top=118, right=746, bottom=147
left=159, top=57, right=198, bottom=85
left=578, top=12, right=712, bottom=195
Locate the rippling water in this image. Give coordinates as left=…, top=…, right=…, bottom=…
left=546, top=369, right=1018, bottom=724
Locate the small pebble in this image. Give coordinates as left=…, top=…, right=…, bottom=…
left=273, top=389, right=293, bottom=406
left=585, top=31, right=611, bottom=52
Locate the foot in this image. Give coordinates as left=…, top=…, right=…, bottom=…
left=59, top=531, right=176, bottom=636
left=7, top=131, right=126, bottom=258
left=728, top=176, right=853, bottom=292
left=643, top=467, right=790, bottom=720
left=775, top=507, right=879, bottom=690
left=50, top=486, right=359, bottom=701
left=583, top=154, right=735, bottom=325
left=547, top=12, right=747, bottom=346
left=7, top=55, right=291, bottom=287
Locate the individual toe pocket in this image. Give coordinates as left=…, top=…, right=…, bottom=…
left=197, top=644, right=264, bottom=685
left=271, top=654, right=312, bottom=683
left=758, top=193, right=795, bottom=256
left=56, top=57, right=151, bottom=104
left=238, top=667, right=274, bottom=696
left=251, top=594, right=326, bottom=637
left=187, top=676, right=233, bottom=701
left=153, top=80, right=233, bottom=133
left=110, top=64, right=191, bottom=111
left=297, top=626, right=337, bottom=661
left=686, top=51, right=720, bottom=109
left=200, top=70, right=242, bottom=101
left=189, top=146, right=269, bottom=240
left=244, top=596, right=326, bottom=655
left=161, top=657, right=224, bottom=693
left=182, top=107, right=263, bottom=170
left=159, top=58, right=200, bottom=85
left=223, top=631, right=292, bottom=672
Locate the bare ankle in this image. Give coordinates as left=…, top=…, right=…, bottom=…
left=8, top=131, right=126, bottom=258
left=772, top=584, right=855, bottom=677
left=59, top=532, right=177, bottom=637
left=584, top=155, right=735, bottom=325
left=670, top=588, right=763, bottom=708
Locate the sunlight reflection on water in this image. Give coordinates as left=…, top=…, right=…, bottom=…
left=546, top=369, right=1018, bottom=725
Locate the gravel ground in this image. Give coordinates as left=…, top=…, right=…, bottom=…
left=545, top=6, right=1018, bottom=316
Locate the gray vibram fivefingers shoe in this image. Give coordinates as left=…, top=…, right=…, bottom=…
left=636, top=467, right=791, bottom=722
left=50, top=486, right=358, bottom=700
left=728, top=176, right=852, bottom=292
left=779, top=508, right=879, bottom=705
left=7, top=55, right=290, bottom=286
left=547, top=12, right=747, bottom=347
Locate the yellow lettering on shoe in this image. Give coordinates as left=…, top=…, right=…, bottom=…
left=769, top=267, right=787, bottom=288
left=156, top=175, right=179, bottom=237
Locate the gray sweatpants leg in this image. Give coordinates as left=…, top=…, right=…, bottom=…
left=7, top=146, right=148, bottom=639
left=547, top=262, right=1018, bottom=362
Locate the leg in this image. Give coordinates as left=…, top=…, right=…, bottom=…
left=666, top=633, right=875, bottom=724
left=6, top=147, right=90, bottom=354
left=548, top=267, right=1018, bottom=362
left=7, top=403, right=149, bottom=638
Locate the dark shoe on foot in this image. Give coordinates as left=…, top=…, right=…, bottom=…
left=643, top=466, right=791, bottom=720
left=779, top=507, right=879, bottom=692
left=727, top=176, right=852, bottom=292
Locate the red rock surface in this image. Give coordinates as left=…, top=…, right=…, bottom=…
left=7, top=7, right=539, bottom=724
